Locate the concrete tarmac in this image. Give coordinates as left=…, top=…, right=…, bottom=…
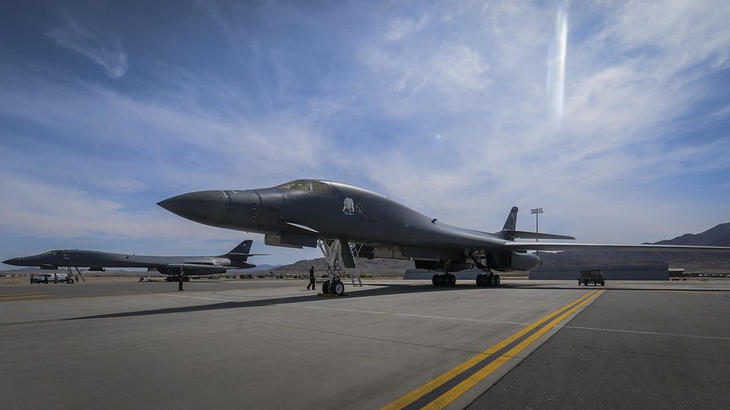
left=469, top=281, right=730, bottom=409
left=1, top=279, right=728, bottom=409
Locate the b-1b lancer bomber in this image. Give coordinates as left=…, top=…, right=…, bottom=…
left=157, top=180, right=730, bottom=294
left=4, top=240, right=257, bottom=283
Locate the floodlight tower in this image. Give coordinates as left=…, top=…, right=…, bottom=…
left=530, top=208, right=543, bottom=242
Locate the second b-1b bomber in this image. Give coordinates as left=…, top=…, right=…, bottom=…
left=158, top=179, right=730, bottom=295
left=4, top=240, right=257, bottom=283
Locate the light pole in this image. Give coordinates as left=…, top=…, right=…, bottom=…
left=530, top=208, right=543, bottom=242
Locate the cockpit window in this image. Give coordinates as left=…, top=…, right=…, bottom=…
left=277, top=180, right=330, bottom=193
left=311, top=181, right=330, bottom=193
left=44, top=251, right=61, bottom=256
left=277, top=180, right=312, bottom=191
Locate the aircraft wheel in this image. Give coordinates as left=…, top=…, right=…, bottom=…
left=477, top=274, right=486, bottom=287
left=495, top=275, right=500, bottom=287
left=321, top=280, right=331, bottom=294
left=332, top=279, right=345, bottom=295
left=488, top=275, right=496, bottom=287
left=432, top=274, right=440, bottom=286
left=448, top=274, right=456, bottom=287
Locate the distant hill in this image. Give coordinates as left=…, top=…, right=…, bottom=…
left=246, top=264, right=280, bottom=272
left=654, top=222, right=730, bottom=246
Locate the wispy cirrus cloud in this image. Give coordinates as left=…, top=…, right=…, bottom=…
left=47, top=11, right=128, bottom=79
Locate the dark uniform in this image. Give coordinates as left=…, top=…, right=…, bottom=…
left=307, top=266, right=316, bottom=290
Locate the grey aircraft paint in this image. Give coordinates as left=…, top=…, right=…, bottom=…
left=157, top=179, right=730, bottom=289
left=3, top=240, right=256, bottom=276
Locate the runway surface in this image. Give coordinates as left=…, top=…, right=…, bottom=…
left=1, top=278, right=728, bottom=409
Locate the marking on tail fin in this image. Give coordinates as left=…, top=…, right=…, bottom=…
left=233, top=240, right=252, bottom=253
left=227, top=240, right=253, bottom=259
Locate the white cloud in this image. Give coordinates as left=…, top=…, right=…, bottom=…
left=606, top=0, right=730, bottom=73
left=387, top=14, right=432, bottom=42
left=48, top=11, right=129, bottom=79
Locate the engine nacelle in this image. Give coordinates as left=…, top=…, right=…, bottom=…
left=486, top=252, right=542, bottom=272
left=158, top=266, right=183, bottom=275
left=414, top=259, right=473, bottom=272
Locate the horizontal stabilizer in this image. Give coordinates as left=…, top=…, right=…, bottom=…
left=166, top=263, right=230, bottom=274
left=504, top=230, right=575, bottom=240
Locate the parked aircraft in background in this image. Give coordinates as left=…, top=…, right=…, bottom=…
left=158, top=179, right=730, bottom=294
left=3, top=240, right=257, bottom=282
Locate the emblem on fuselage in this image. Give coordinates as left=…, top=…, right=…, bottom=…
left=343, top=197, right=355, bottom=215
left=343, top=197, right=364, bottom=216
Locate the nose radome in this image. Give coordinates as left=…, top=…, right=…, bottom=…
left=157, top=190, right=229, bottom=227
left=3, top=257, right=20, bottom=265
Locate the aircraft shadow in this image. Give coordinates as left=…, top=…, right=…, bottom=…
left=65, top=282, right=516, bottom=321
left=65, top=281, right=723, bottom=322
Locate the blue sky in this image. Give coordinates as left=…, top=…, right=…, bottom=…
left=1, top=0, right=729, bottom=267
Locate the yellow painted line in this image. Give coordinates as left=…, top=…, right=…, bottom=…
left=382, top=290, right=602, bottom=410
left=0, top=293, right=50, bottom=301
left=424, top=290, right=603, bottom=409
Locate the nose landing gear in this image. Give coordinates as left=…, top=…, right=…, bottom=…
left=321, top=277, right=345, bottom=296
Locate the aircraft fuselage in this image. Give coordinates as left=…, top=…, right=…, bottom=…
left=158, top=180, right=536, bottom=272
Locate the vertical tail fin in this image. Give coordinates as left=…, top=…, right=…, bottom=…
left=226, top=240, right=253, bottom=261
left=502, top=206, right=518, bottom=231
left=500, top=207, right=576, bottom=241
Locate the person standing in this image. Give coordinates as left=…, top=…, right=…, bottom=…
left=307, top=265, right=316, bottom=290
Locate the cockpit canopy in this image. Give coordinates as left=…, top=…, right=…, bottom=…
left=276, top=180, right=330, bottom=193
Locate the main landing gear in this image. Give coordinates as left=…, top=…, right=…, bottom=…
left=476, top=273, right=501, bottom=287
left=430, top=272, right=501, bottom=287
left=432, top=273, right=457, bottom=287
left=469, top=253, right=501, bottom=287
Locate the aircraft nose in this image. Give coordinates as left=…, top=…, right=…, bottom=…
left=3, top=257, right=21, bottom=266
left=157, top=190, right=230, bottom=227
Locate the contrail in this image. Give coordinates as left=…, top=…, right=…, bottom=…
left=547, top=0, right=568, bottom=126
